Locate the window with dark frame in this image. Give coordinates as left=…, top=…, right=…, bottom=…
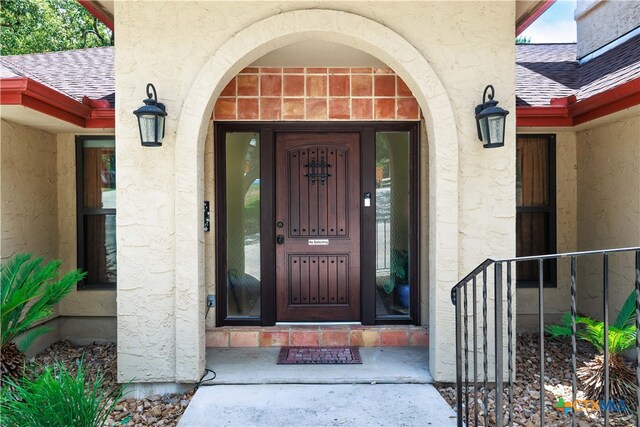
left=76, top=137, right=117, bottom=289
left=516, top=134, right=557, bottom=287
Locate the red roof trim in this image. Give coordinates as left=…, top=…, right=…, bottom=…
left=78, top=1, right=114, bottom=31
left=0, top=77, right=115, bottom=129
left=516, top=1, right=556, bottom=36
left=516, top=78, right=640, bottom=127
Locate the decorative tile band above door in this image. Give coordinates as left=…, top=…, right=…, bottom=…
left=213, top=67, right=421, bottom=121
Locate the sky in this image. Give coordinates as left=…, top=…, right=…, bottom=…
left=520, top=0, right=577, bottom=43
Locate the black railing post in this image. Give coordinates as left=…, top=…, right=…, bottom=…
left=507, top=261, right=513, bottom=427
left=464, top=282, right=470, bottom=425
left=472, top=275, right=479, bottom=427
left=570, top=256, right=577, bottom=427
left=635, top=250, right=640, bottom=427
left=455, top=286, right=463, bottom=427
left=494, top=262, right=504, bottom=426
left=603, top=253, right=609, bottom=427
left=483, top=267, right=489, bottom=427
left=538, top=259, right=545, bottom=425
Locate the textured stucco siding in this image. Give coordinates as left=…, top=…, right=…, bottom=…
left=576, top=0, right=640, bottom=58
left=516, top=132, right=578, bottom=329
left=1, top=119, right=58, bottom=261
left=576, top=114, right=640, bottom=320
left=114, top=1, right=515, bottom=384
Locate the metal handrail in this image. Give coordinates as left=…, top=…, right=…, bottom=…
left=451, top=246, right=640, bottom=427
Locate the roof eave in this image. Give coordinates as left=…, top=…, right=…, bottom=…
left=0, top=77, right=115, bottom=129
left=516, top=0, right=556, bottom=36
left=516, top=78, right=640, bottom=127
left=77, top=0, right=114, bottom=31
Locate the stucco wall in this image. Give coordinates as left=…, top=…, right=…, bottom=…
left=576, top=114, right=640, bottom=320
left=115, top=1, right=515, bottom=385
left=575, top=0, right=640, bottom=58
left=516, top=132, right=578, bottom=329
left=1, top=119, right=58, bottom=261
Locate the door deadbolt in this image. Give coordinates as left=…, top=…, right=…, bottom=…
left=277, top=221, right=284, bottom=228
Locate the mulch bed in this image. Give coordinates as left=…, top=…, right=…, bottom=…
left=31, top=341, right=193, bottom=427
left=435, top=333, right=636, bottom=426
left=277, top=346, right=362, bottom=364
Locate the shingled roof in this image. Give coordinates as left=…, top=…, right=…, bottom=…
left=517, top=34, right=640, bottom=106
left=1, top=46, right=114, bottom=108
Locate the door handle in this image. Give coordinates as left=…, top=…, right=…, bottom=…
left=276, top=234, right=285, bottom=245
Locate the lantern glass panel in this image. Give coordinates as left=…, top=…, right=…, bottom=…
left=487, top=115, right=504, bottom=144
left=479, top=117, right=490, bottom=143
left=156, top=115, right=165, bottom=142
left=139, top=115, right=156, bottom=143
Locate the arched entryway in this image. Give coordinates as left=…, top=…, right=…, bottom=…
left=173, top=9, right=459, bottom=382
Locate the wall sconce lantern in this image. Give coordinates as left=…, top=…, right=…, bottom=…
left=475, top=85, right=509, bottom=148
left=133, top=83, right=167, bottom=147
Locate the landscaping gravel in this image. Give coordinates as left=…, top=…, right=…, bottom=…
left=436, top=333, right=636, bottom=426
left=32, top=341, right=193, bottom=427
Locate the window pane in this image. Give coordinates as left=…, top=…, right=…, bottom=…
left=516, top=137, right=549, bottom=207
left=83, top=139, right=116, bottom=209
left=226, top=132, right=261, bottom=317
left=84, top=214, right=117, bottom=283
left=516, top=212, right=550, bottom=282
left=375, top=132, right=411, bottom=317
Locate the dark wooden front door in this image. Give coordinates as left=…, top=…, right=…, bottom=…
left=275, top=133, right=361, bottom=321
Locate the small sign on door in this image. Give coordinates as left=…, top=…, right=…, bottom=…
left=308, top=239, right=329, bottom=245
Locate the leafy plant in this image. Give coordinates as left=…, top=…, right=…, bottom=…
left=546, top=290, right=637, bottom=407
left=383, top=249, right=408, bottom=293
left=1, top=254, right=85, bottom=379
left=0, top=358, right=127, bottom=427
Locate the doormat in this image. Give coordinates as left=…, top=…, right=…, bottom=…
left=277, top=346, right=362, bottom=364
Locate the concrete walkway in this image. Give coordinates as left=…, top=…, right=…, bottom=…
left=178, top=347, right=457, bottom=426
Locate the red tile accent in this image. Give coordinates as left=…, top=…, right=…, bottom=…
left=220, top=78, right=236, bottom=97
left=239, top=67, right=259, bottom=74
left=206, top=329, right=229, bottom=347
left=238, top=98, right=259, bottom=120
left=351, top=75, right=372, bottom=97
left=329, top=75, right=350, bottom=97
left=283, top=67, right=304, bottom=74
left=397, top=98, right=419, bottom=120
left=380, top=330, right=409, bottom=346
left=261, top=67, right=282, bottom=74
left=291, top=331, right=320, bottom=346
left=260, top=98, right=281, bottom=120
left=328, top=68, right=350, bottom=74
left=214, top=98, right=236, bottom=120
left=374, top=98, right=395, bottom=119
left=374, top=67, right=394, bottom=74
left=260, top=331, right=290, bottom=347
left=329, top=98, right=350, bottom=119
left=283, top=75, right=305, bottom=97
left=260, top=74, right=282, bottom=97
left=237, top=75, right=259, bottom=96
left=230, top=330, right=259, bottom=347
left=320, top=330, right=350, bottom=346
left=283, top=98, right=305, bottom=119
left=409, top=329, right=429, bottom=347
left=306, top=98, right=327, bottom=120
left=350, top=329, right=380, bottom=346
left=397, top=78, right=412, bottom=97
left=306, top=75, right=327, bottom=97
left=374, top=75, right=396, bottom=97
left=352, top=98, right=372, bottom=120
left=307, top=67, right=327, bottom=74
left=350, top=67, right=372, bottom=74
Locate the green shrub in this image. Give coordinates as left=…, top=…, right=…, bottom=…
left=0, top=359, right=127, bottom=427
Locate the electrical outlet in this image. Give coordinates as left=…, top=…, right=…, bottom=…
left=207, top=295, right=216, bottom=307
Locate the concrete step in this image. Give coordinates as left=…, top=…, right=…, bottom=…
left=205, top=347, right=431, bottom=385
left=178, top=384, right=457, bottom=426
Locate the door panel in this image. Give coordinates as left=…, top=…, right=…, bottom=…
left=276, top=133, right=360, bottom=321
